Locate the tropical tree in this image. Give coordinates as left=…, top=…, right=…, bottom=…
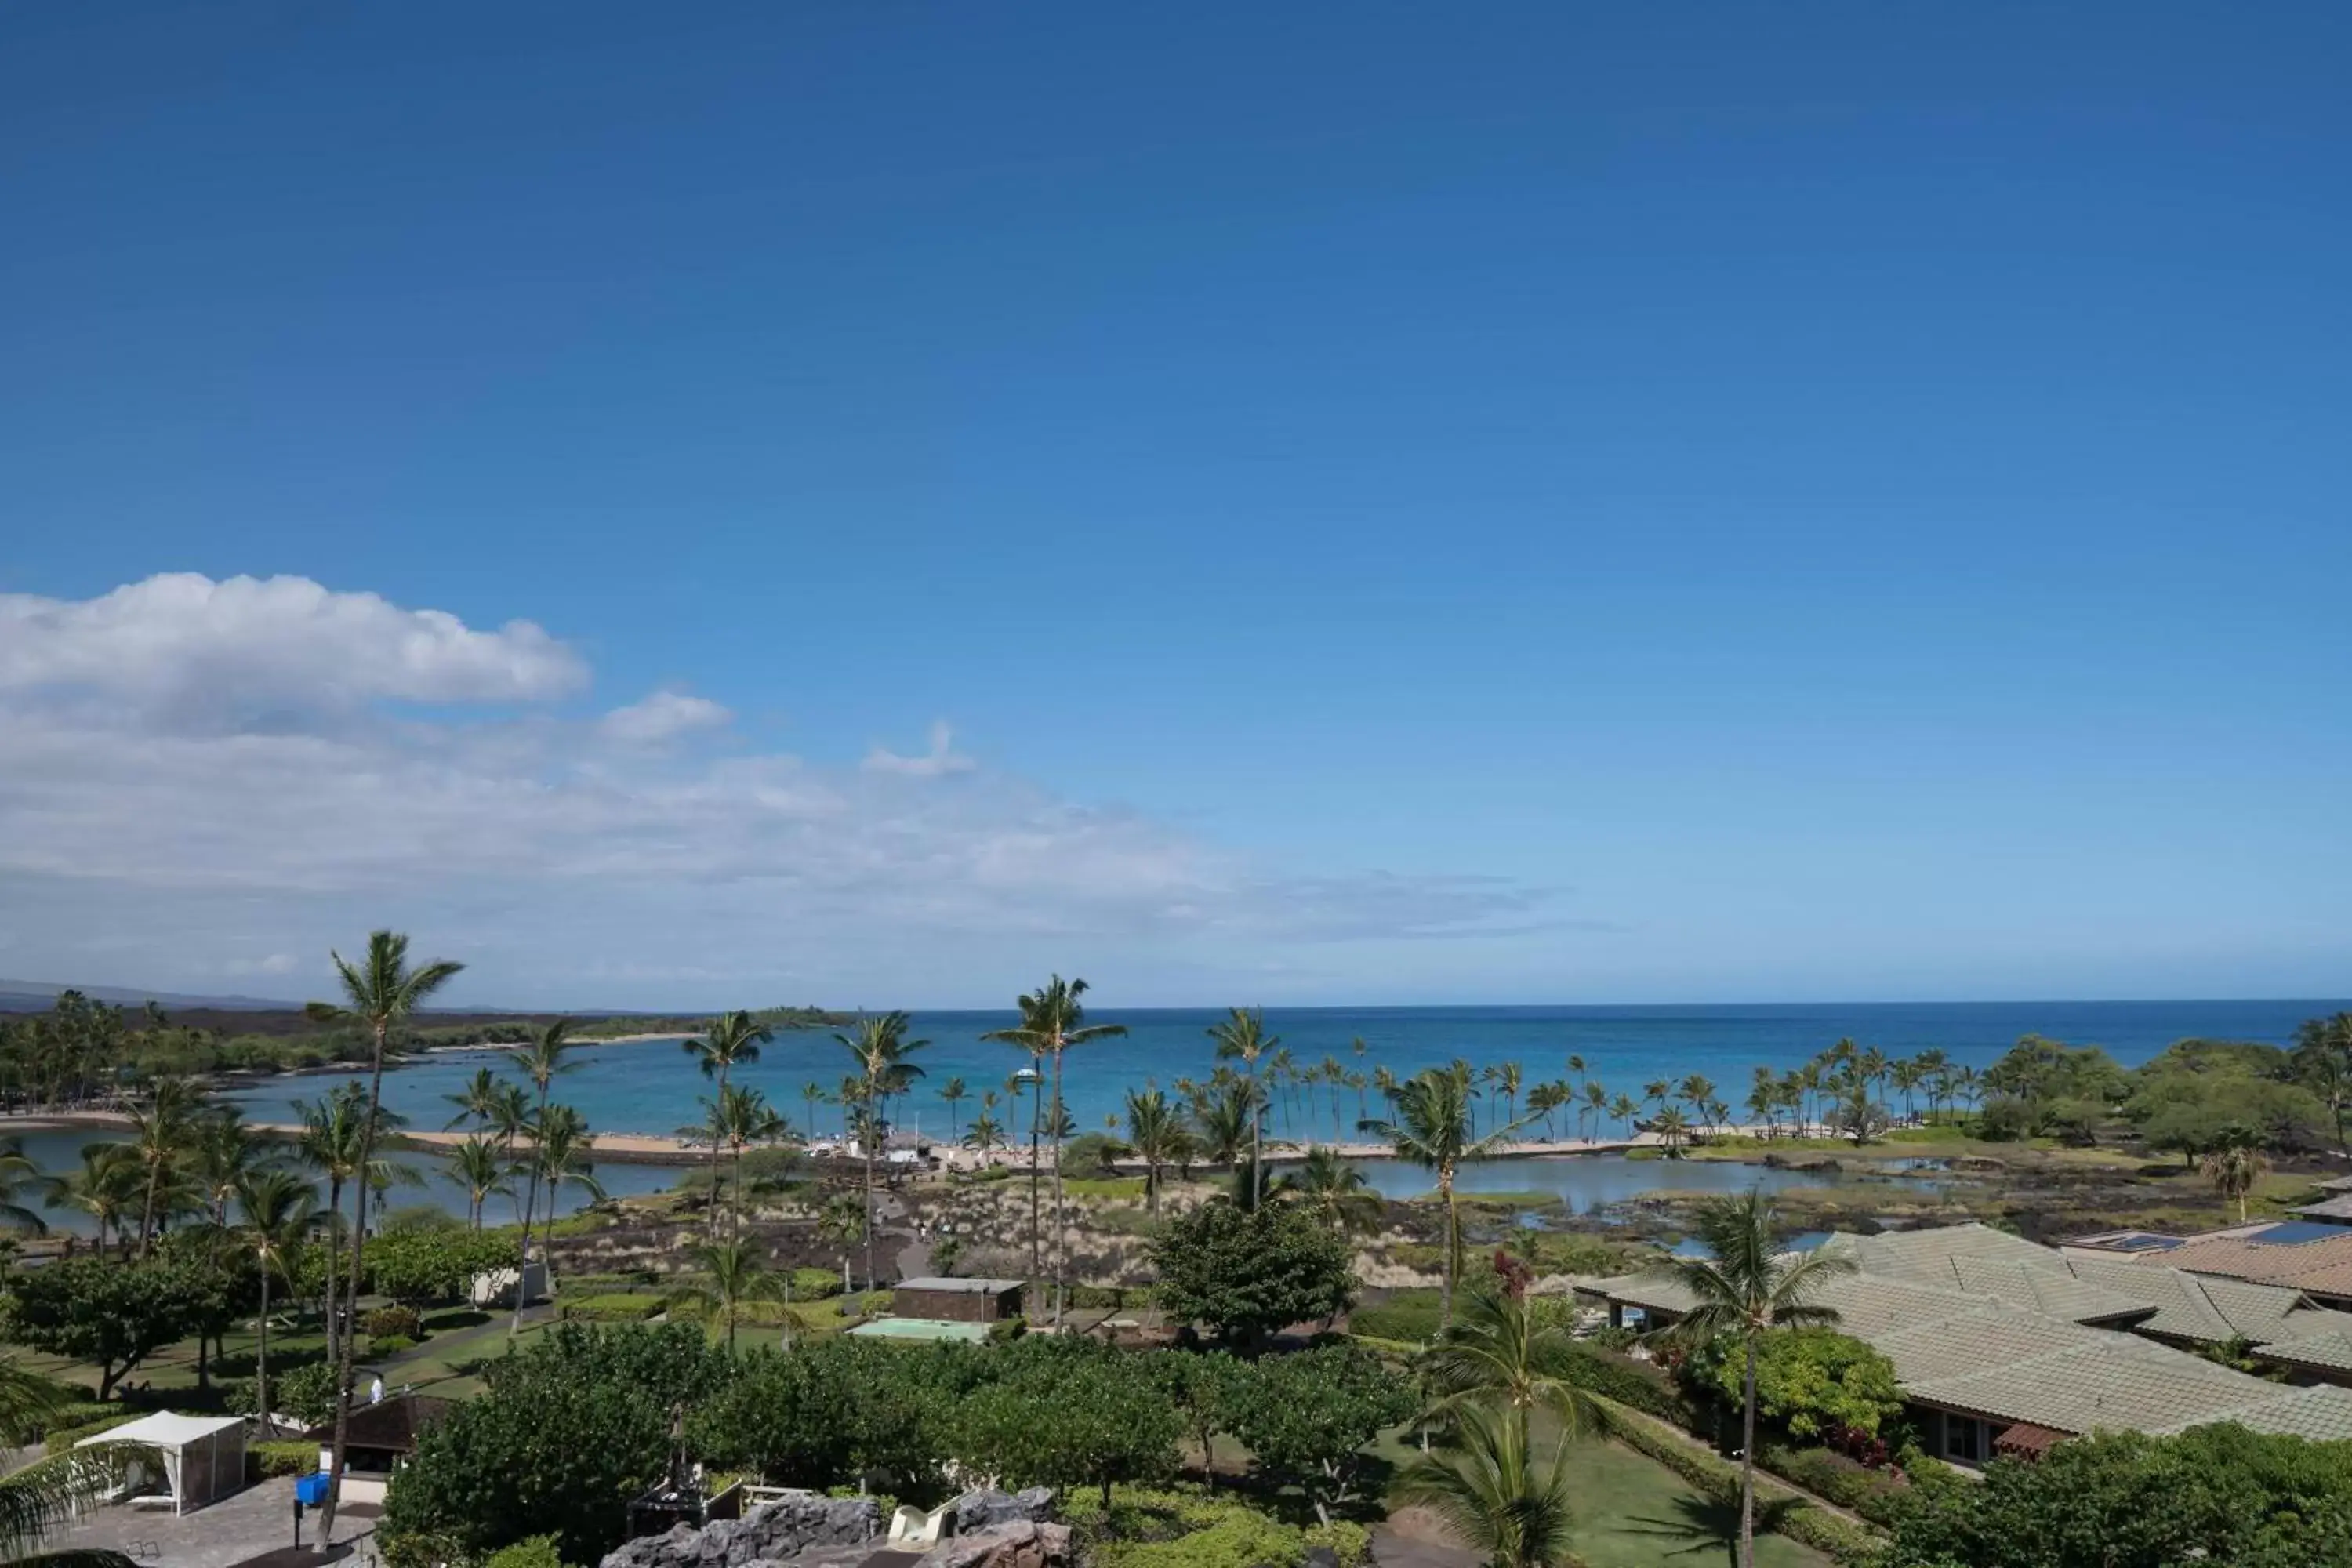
left=1123, top=1088, right=1196, bottom=1216
left=0, top=1140, right=56, bottom=1236
left=704, top=1083, right=790, bottom=1238
left=838, top=1013, right=929, bottom=1290
left=294, top=1083, right=414, bottom=1359
left=507, top=1018, right=585, bottom=1334
left=2201, top=1137, right=2269, bottom=1223
left=1359, top=1066, right=1527, bottom=1327
left=982, top=978, right=1126, bottom=1323
left=445, top=1135, right=509, bottom=1230
left=305, top=929, right=463, bottom=1541
left=238, top=1167, right=315, bottom=1428
left=1658, top=1189, right=1857, bottom=1568
left=51, top=1143, right=141, bottom=1257
left=682, top=1011, right=774, bottom=1221
left=1392, top=1399, right=1578, bottom=1568
left=1420, top=1268, right=1594, bottom=1450
left=530, top=1105, right=604, bottom=1234
left=1648, top=1105, right=1691, bottom=1158
left=0, top=1355, right=145, bottom=1565
left=939, top=1077, right=970, bottom=1144
left=127, top=1076, right=203, bottom=1258
left=1270, top=1145, right=1384, bottom=1236
left=442, top=1066, right=506, bottom=1131
left=1206, top=1008, right=1276, bottom=1206
left=688, top=1240, right=779, bottom=1356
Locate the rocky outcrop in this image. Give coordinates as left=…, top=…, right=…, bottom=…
left=916, top=1519, right=1070, bottom=1568
left=950, top=1488, right=1054, bottom=1534
left=601, top=1492, right=882, bottom=1568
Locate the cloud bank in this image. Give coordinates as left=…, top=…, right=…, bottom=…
left=0, top=575, right=1548, bottom=1006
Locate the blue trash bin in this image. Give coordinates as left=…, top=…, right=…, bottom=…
left=296, top=1471, right=332, bottom=1507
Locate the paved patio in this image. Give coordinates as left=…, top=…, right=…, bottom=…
left=38, top=1476, right=381, bottom=1568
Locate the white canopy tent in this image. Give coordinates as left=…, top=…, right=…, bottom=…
left=76, top=1412, right=246, bottom=1514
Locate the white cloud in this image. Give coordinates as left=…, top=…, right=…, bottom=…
left=863, top=720, right=975, bottom=778
left=598, top=689, right=731, bottom=746
left=0, top=577, right=1548, bottom=1004
left=0, top=572, right=584, bottom=713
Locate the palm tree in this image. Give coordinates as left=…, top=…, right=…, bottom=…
left=838, top=1012, right=928, bottom=1289
left=294, top=1084, right=413, bottom=1362
left=532, top=1104, right=604, bottom=1229
left=0, top=1353, right=151, bottom=1565
left=817, top=1193, right=866, bottom=1294
left=445, top=1135, right=509, bottom=1229
left=939, top=1077, right=970, bottom=1144
left=506, top=1018, right=586, bottom=1334
left=1608, top=1093, right=1638, bottom=1138
left=0, top=1139, right=56, bottom=1236
left=1123, top=1089, right=1196, bottom=1216
left=962, top=1112, right=1006, bottom=1156
left=684, top=1011, right=774, bottom=1219
left=52, top=1143, right=141, bottom=1258
left=1360, top=1068, right=1528, bottom=1327
left=1189, top=1075, right=1257, bottom=1173
left=983, top=977, right=1126, bottom=1321
left=706, top=1082, right=790, bottom=1236
left=1421, top=1279, right=1594, bottom=1450
left=1648, top=1105, right=1690, bottom=1158
left=128, top=1076, right=203, bottom=1258
left=1269, top=1145, right=1383, bottom=1236
left=1392, top=1399, right=1578, bottom=1568
left=2201, top=1138, right=2269, bottom=1223
left=689, top=1240, right=780, bottom=1356
left=238, top=1167, right=315, bottom=1428
left=441, top=1066, right=506, bottom=1130
left=1206, top=1008, right=1277, bottom=1206
left=1659, top=1189, right=1856, bottom=1568
left=1581, top=1081, right=1609, bottom=1144
left=305, top=929, right=463, bottom=1541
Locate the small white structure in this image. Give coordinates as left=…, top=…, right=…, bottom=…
left=75, top=1412, right=247, bottom=1515
left=470, top=1259, right=549, bottom=1307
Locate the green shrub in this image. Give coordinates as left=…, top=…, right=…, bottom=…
left=1347, top=1296, right=1441, bottom=1343
left=1557, top=1345, right=1704, bottom=1432
left=558, top=1272, right=656, bottom=1293
left=249, top=1439, right=318, bottom=1480
left=1757, top=1443, right=1914, bottom=1529
left=274, top=1361, right=340, bottom=1426
left=1071, top=1285, right=1125, bottom=1309
left=560, top=1294, right=664, bottom=1323
left=789, top=1268, right=844, bottom=1301
left=977, top=1165, right=1012, bottom=1182
left=5, top=1396, right=115, bottom=1445
left=1068, top=1486, right=1333, bottom=1568
left=1595, top=1397, right=1880, bottom=1563
left=986, top=1316, right=1027, bottom=1344
left=364, top=1305, right=424, bottom=1341
left=369, top=1334, right=419, bottom=1357
left=484, top=1535, right=569, bottom=1568
left=1304, top=1519, right=1373, bottom=1567
left=45, top=1410, right=143, bottom=1455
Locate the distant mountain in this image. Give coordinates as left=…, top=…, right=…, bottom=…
left=0, top=979, right=305, bottom=1014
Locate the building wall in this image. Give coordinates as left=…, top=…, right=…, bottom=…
left=895, top=1287, right=1017, bottom=1322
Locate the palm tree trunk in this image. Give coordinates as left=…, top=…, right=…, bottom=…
left=1027, top=1069, right=1043, bottom=1278
left=138, top=1165, right=160, bottom=1261
left=1740, top=1336, right=1758, bottom=1568
left=322, top=1176, right=342, bottom=1364
left=1439, top=1163, right=1457, bottom=1329
left=511, top=1083, right=550, bottom=1338
left=1050, top=1045, right=1067, bottom=1326
left=864, top=1097, right=878, bottom=1295
left=323, top=1019, right=389, bottom=1541
left=710, top=1063, right=728, bottom=1232
left=1250, top=1066, right=1264, bottom=1209
left=256, top=1267, right=273, bottom=1427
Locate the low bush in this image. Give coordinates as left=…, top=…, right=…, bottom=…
left=1758, top=1442, right=1914, bottom=1529
left=274, top=1362, right=340, bottom=1426
left=976, top=1165, right=1012, bottom=1182
left=986, top=1316, right=1027, bottom=1344
left=484, top=1535, right=569, bottom=1568
left=1064, top=1484, right=1369, bottom=1568
left=1595, top=1397, right=1880, bottom=1564
left=1071, top=1285, right=1125, bottom=1309
left=1557, top=1345, right=1704, bottom=1432
left=249, top=1439, right=318, bottom=1480
left=1347, top=1292, right=1442, bottom=1343
left=364, top=1305, right=424, bottom=1341
left=5, top=1396, right=115, bottom=1445
left=369, top=1334, right=419, bottom=1357
left=789, top=1268, right=844, bottom=1301
left=45, top=1410, right=143, bottom=1455
left=560, top=1294, right=664, bottom=1323
left=557, top=1271, right=657, bottom=1294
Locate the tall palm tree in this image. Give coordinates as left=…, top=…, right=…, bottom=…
left=2201, top=1137, right=2268, bottom=1223
left=295, top=1085, right=414, bottom=1356
left=705, top=1082, right=790, bottom=1237
left=128, top=1076, right=203, bottom=1258
left=51, top=1143, right=140, bottom=1258
left=939, top=1077, right=970, bottom=1144
left=191, top=1109, right=266, bottom=1231
left=1360, top=1068, right=1528, bottom=1327
left=1608, top=1093, right=1638, bottom=1138
left=532, top=1104, right=605, bottom=1227
left=1648, top=1105, right=1691, bottom=1158
left=1206, top=1008, right=1277, bottom=1207
left=837, top=1012, right=928, bottom=1289
left=0, top=1139, right=56, bottom=1236
left=0, top=1353, right=147, bottom=1566
left=1270, top=1145, right=1383, bottom=1236
left=1393, top=1399, right=1578, bottom=1568
left=1189, top=1075, right=1257, bottom=1174
left=507, top=1018, right=585, bottom=1334
left=689, top=1240, right=779, bottom=1356
left=238, top=1167, right=315, bottom=1429
left=445, top=1135, right=509, bottom=1230
left=983, top=977, right=1126, bottom=1320
left=1421, top=1280, right=1594, bottom=1450
left=305, top=929, right=462, bottom=1542
left=961, top=1112, right=1006, bottom=1156
left=442, top=1066, right=506, bottom=1130
left=1123, top=1088, right=1196, bottom=1216
left=1660, top=1189, right=1856, bottom=1568
left=683, top=1011, right=774, bottom=1221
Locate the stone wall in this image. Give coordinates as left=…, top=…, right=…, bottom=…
left=601, top=1489, right=1064, bottom=1568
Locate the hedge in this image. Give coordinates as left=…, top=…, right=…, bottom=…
left=1756, top=1441, right=1918, bottom=1530
left=249, top=1440, right=318, bottom=1480
left=1555, top=1345, right=1704, bottom=1432
left=559, top=1294, right=665, bottom=1323
left=1065, top=1485, right=1373, bottom=1568
left=45, top=1410, right=145, bottom=1456
left=9, top=1398, right=116, bottom=1445
left=789, top=1268, right=844, bottom=1301
left=1347, top=1296, right=1442, bottom=1343
left=1592, top=1396, right=1881, bottom=1564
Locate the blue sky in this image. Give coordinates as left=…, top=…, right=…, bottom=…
left=2, top=4, right=2347, bottom=1008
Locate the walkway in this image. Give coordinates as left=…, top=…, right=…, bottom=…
left=39, top=1478, right=379, bottom=1568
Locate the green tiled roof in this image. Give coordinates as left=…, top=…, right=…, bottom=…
left=2254, top=1327, right=2352, bottom=1374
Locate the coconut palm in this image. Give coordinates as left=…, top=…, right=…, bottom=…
left=1270, top=1145, right=1383, bottom=1236
left=2201, top=1138, right=2269, bottom=1224
left=1421, top=1279, right=1594, bottom=1450
left=444, top=1135, right=509, bottom=1230
left=1123, top=1089, right=1196, bottom=1216
left=1189, top=1075, right=1257, bottom=1173
left=1392, top=1399, right=1577, bottom=1568
left=238, top=1167, right=315, bottom=1428
left=294, top=1083, right=414, bottom=1360
left=305, top=929, right=463, bottom=1540
left=982, top=977, right=1126, bottom=1319
left=684, top=1011, right=774, bottom=1217
left=962, top=1112, right=1006, bottom=1156
left=1205, top=1008, right=1277, bottom=1206
left=689, top=1240, right=780, bottom=1356
left=1659, top=1188, right=1856, bottom=1568
left=1648, top=1105, right=1691, bottom=1158
left=51, top=1143, right=141, bottom=1258
left=0, top=1139, right=56, bottom=1236
left=127, top=1076, right=204, bottom=1258
left=1608, top=1093, right=1638, bottom=1137
left=706, top=1082, right=791, bottom=1237
left=939, top=1077, right=970, bottom=1143
left=1359, top=1067, right=1529, bottom=1327
left=506, top=1018, right=587, bottom=1334
left=0, top=1353, right=144, bottom=1566
left=837, top=1012, right=928, bottom=1289
left=441, top=1066, right=506, bottom=1130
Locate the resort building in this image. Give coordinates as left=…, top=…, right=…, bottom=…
left=2069, top=1220, right=2352, bottom=1312
left=1577, top=1222, right=2352, bottom=1466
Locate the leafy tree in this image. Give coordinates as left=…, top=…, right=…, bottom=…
left=1393, top=1399, right=1577, bottom=1568
left=2132, top=1074, right=2328, bottom=1156
left=1222, top=1347, right=1414, bottom=1523
left=2292, top=1012, right=2352, bottom=1154
left=0, top=1256, right=201, bottom=1400
left=1657, top=1189, right=1855, bottom=1568
left=1359, top=1065, right=1526, bottom=1327
left=1271, top=1146, right=1385, bottom=1236
left=949, top=1340, right=1180, bottom=1505
left=1149, top=1199, right=1356, bottom=1346
left=1694, top=1327, right=1901, bottom=1439
left=365, top=1228, right=521, bottom=1307
left=684, top=1342, right=866, bottom=1485
left=1145, top=1348, right=1249, bottom=1479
